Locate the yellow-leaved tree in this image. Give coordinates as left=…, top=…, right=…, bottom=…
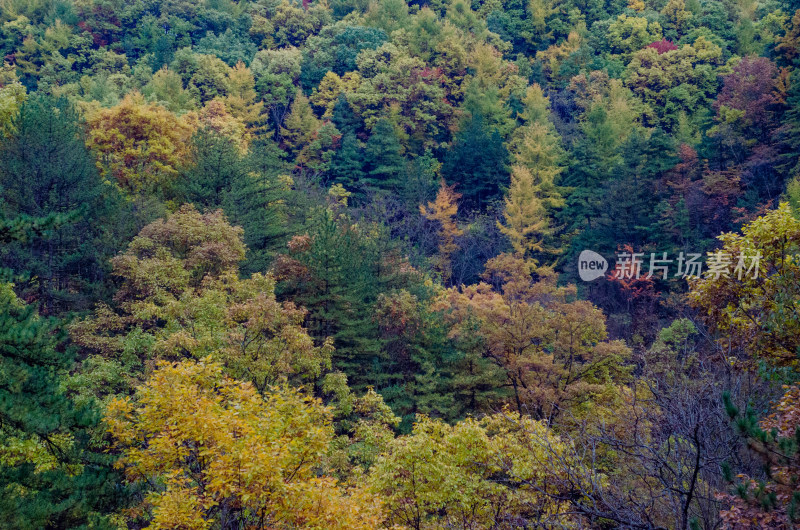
left=368, top=411, right=577, bottom=528
left=420, top=180, right=464, bottom=284
left=502, top=84, right=565, bottom=262
left=498, top=165, right=549, bottom=259
left=105, top=357, right=385, bottom=529
left=71, top=205, right=333, bottom=398
left=85, top=92, right=195, bottom=194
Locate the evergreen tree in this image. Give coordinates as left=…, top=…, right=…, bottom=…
left=0, top=95, right=124, bottom=314
left=329, top=131, right=365, bottom=193
left=226, top=137, right=292, bottom=274
left=277, top=210, right=398, bottom=392
left=363, top=118, right=405, bottom=194
left=180, top=127, right=245, bottom=209
left=331, top=93, right=361, bottom=136
left=441, top=112, right=509, bottom=209
left=0, top=281, right=121, bottom=528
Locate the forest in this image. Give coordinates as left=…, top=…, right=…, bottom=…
left=1, top=0, right=800, bottom=527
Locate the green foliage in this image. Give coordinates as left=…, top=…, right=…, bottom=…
left=329, top=131, right=365, bottom=192
left=301, top=23, right=387, bottom=90
left=275, top=209, right=411, bottom=392
left=363, top=118, right=405, bottom=195
left=441, top=112, right=509, bottom=209
left=0, top=94, right=125, bottom=313
left=4, top=0, right=800, bottom=526
left=0, top=283, right=121, bottom=528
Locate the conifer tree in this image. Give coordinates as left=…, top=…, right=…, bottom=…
left=332, top=93, right=361, bottom=136
left=0, top=282, right=120, bottom=528
left=279, top=91, right=320, bottom=159
left=276, top=210, right=405, bottom=392
left=498, top=165, right=549, bottom=260
left=227, top=137, right=292, bottom=274
left=420, top=181, right=464, bottom=284
left=224, top=60, right=264, bottom=128
left=509, top=84, right=565, bottom=216
left=441, top=112, right=509, bottom=209
left=363, top=118, right=405, bottom=194
left=329, top=131, right=365, bottom=192
left=0, top=95, right=124, bottom=313
left=180, top=127, right=245, bottom=209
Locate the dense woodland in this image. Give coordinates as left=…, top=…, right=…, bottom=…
left=2, top=0, right=800, bottom=527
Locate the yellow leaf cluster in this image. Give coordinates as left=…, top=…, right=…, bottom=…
left=105, top=357, right=385, bottom=529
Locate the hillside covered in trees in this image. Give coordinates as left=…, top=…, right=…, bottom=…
left=2, top=0, right=800, bottom=527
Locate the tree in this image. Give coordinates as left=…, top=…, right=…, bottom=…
left=195, top=28, right=257, bottom=67
left=105, top=357, right=385, bottom=529
left=349, top=42, right=455, bottom=151
left=180, top=127, right=246, bottom=209
left=720, top=386, right=800, bottom=527
left=0, top=68, right=26, bottom=138
left=226, top=137, right=293, bottom=275
left=375, top=287, right=508, bottom=429
left=0, top=94, right=124, bottom=313
left=72, top=206, right=331, bottom=395
left=689, top=202, right=800, bottom=367
left=438, top=253, right=632, bottom=423
left=661, top=0, right=692, bottom=39
left=420, top=181, right=464, bottom=284
left=85, top=92, right=195, bottom=196
left=708, top=56, right=779, bottom=165
left=329, top=131, right=365, bottom=192
left=331, top=93, right=362, bottom=136
left=279, top=91, right=320, bottom=160
left=368, top=412, right=575, bottom=528
left=300, top=22, right=387, bottom=90
left=441, top=112, right=509, bottom=209
left=625, top=37, right=723, bottom=129
left=224, top=60, right=264, bottom=128
left=274, top=210, right=412, bottom=392
left=250, top=47, right=302, bottom=112
left=142, top=67, right=197, bottom=114
left=509, top=84, right=565, bottom=206
left=498, top=165, right=549, bottom=260
left=502, top=83, right=566, bottom=261
left=0, top=282, right=121, bottom=528
left=607, top=14, right=664, bottom=57
left=363, top=118, right=405, bottom=194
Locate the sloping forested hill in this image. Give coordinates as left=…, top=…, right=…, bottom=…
left=2, top=0, right=800, bottom=527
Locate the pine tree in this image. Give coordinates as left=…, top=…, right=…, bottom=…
left=331, top=93, right=361, bottom=136
left=329, top=131, right=365, bottom=193
left=363, top=118, right=405, bottom=194
left=0, top=281, right=121, bottom=527
left=0, top=95, right=125, bottom=314
left=441, top=112, right=509, bottom=209
left=180, top=127, right=246, bottom=209
left=276, top=210, right=400, bottom=393
left=226, top=137, right=292, bottom=274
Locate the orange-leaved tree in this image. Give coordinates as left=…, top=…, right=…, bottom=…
left=436, top=252, right=631, bottom=424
